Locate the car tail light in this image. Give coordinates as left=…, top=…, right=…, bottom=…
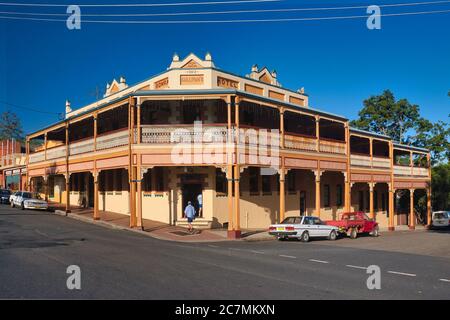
left=269, top=226, right=275, bottom=231
left=285, top=226, right=294, bottom=231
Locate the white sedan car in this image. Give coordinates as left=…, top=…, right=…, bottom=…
left=269, top=216, right=339, bottom=242
left=431, top=211, right=450, bottom=228
left=11, top=191, right=48, bottom=210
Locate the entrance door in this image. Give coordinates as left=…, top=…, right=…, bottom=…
left=182, top=183, right=203, bottom=217
left=300, top=191, right=306, bottom=216
left=88, top=173, right=94, bottom=208
left=358, top=190, right=364, bottom=212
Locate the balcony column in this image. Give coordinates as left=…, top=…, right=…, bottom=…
left=314, top=170, right=321, bottom=218
left=93, top=171, right=100, bottom=220
left=410, top=151, right=413, bottom=175
left=279, top=167, right=286, bottom=223
left=226, top=166, right=234, bottom=235
left=44, top=133, right=48, bottom=161
left=369, top=182, right=374, bottom=220
left=369, top=138, right=373, bottom=168
left=426, top=187, right=432, bottom=226
left=136, top=166, right=145, bottom=230
left=93, top=114, right=98, bottom=152
left=229, top=96, right=241, bottom=239
left=388, top=185, right=395, bottom=231
left=64, top=173, right=71, bottom=214
left=279, top=108, right=285, bottom=149
left=315, top=116, right=320, bottom=152
left=137, top=99, right=142, bottom=144
left=128, top=97, right=137, bottom=228
left=43, top=175, right=48, bottom=202
left=344, top=173, right=351, bottom=212
left=409, top=188, right=415, bottom=230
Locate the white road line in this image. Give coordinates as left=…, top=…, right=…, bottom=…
left=346, top=265, right=367, bottom=270
left=279, top=254, right=296, bottom=259
left=251, top=250, right=265, bottom=254
left=388, top=271, right=416, bottom=277
left=439, top=278, right=450, bottom=283
left=228, top=247, right=242, bottom=251
left=309, top=259, right=329, bottom=264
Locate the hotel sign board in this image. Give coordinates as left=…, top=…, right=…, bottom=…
left=180, top=74, right=204, bottom=85
left=217, top=76, right=238, bottom=89
left=154, top=77, right=169, bottom=89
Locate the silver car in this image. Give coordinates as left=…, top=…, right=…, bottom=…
left=269, top=216, right=339, bottom=242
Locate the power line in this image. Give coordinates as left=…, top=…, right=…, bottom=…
left=1, top=8, right=450, bottom=23
left=0, top=100, right=61, bottom=115
left=0, top=0, right=280, bottom=7
left=1, top=1, right=450, bottom=16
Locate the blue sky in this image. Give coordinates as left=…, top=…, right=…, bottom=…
left=0, top=0, right=449, bottom=135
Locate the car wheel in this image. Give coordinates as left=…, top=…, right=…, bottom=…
left=277, top=237, right=286, bottom=241
left=300, top=231, right=310, bottom=242
left=349, top=228, right=358, bottom=239
left=371, top=226, right=380, bottom=237
left=10, top=201, right=14, bottom=208
left=21, top=202, right=25, bottom=210
left=328, top=230, right=337, bottom=241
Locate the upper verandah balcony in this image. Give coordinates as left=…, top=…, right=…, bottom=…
left=27, top=96, right=350, bottom=165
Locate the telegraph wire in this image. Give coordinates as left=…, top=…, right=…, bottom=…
left=0, top=100, right=62, bottom=116
left=0, top=0, right=281, bottom=7
left=0, top=0, right=450, bottom=16
left=1, top=8, right=450, bottom=23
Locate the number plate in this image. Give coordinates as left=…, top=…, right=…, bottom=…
left=277, top=227, right=285, bottom=231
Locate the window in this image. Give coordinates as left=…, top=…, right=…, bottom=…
left=154, top=167, right=166, bottom=192
left=249, top=167, right=259, bottom=194
left=143, top=170, right=152, bottom=192
left=287, top=171, right=296, bottom=193
left=215, top=169, right=227, bottom=194
left=324, top=184, right=330, bottom=207
left=336, top=184, right=343, bottom=207
left=262, top=175, right=271, bottom=194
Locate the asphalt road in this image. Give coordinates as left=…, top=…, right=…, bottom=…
left=0, top=205, right=449, bottom=299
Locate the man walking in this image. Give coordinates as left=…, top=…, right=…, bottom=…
left=184, top=201, right=196, bottom=233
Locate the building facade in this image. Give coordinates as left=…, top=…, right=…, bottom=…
left=25, top=53, right=431, bottom=238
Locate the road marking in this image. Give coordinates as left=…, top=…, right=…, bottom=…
left=388, top=271, right=416, bottom=277
left=309, top=259, right=329, bottom=264
left=228, top=247, right=242, bottom=251
left=251, top=250, right=265, bottom=254
left=346, top=265, right=367, bottom=270
left=279, top=254, right=296, bottom=259
left=439, top=278, right=450, bottom=283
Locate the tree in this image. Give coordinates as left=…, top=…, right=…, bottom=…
left=350, top=90, right=420, bottom=143
left=430, top=164, right=450, bottom=211
left=0, top=111, right=24, bottom=141
left=351, top=90, right=449, bottom=164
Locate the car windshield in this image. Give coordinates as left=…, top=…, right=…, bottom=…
left=22, top=192, right=33, bottom=199
left=1, top=190, right=11, bottom=196
left=434, top=213, right=445, bottom=219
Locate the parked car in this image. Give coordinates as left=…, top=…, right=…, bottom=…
left=269, top=216, right=339, bottom=242
left=430, top=211, right=450, bottom=229
left=11, top=191, right=48, bottom=210
left=9, top=191, right=20, bottom=205
left=0, top=189, right=11, bottom=204
left=325, top=212, right=379, bottom=239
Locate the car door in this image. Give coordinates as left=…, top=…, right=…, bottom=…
left=313, top=217, right=329, bottom=236
left=14, top=192, right=22, bottom=206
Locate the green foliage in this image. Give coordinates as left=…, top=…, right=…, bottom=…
left=431, top=164, right=450, bottom=211
left=0, top=111, right=24, bottom=141
left=351, top=90, right=449, bottom=165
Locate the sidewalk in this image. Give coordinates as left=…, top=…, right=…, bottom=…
left=51, top=204, right=234, bottom=242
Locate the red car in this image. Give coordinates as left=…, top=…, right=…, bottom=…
left=325, top=212, right=379, bottom=239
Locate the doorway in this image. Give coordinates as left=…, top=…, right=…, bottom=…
left=182, top=183, right=203, bottom=217
left=300, top=191, right=306, bottom=216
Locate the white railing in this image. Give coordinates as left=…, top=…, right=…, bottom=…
left=372, top=157, right=391, bottom=169
left=319, top=140, right=346, bottom=155
left=394, top=165, right=412, bottom=176
left=29, top=151, right=45, bottom=164
left=46, top=145, right=66, bottom=160
left=412, top=166, right=429, bottom=177
left=350, top=154, right=371, bottom=167
left=96, top=130, right=129, bottom=151
left=141, top=125, right=228, bottom=144
left=69, top=138, right=94, bottom=156
left=1, top=153, right=26, bottom=166
left=284, top=134, right=317, bottom=152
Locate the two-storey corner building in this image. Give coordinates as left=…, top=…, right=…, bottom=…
left=25, top=53, right=431, bottom=238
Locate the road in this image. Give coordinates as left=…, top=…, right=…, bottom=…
left=0, top=205, right=449, bottom=299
